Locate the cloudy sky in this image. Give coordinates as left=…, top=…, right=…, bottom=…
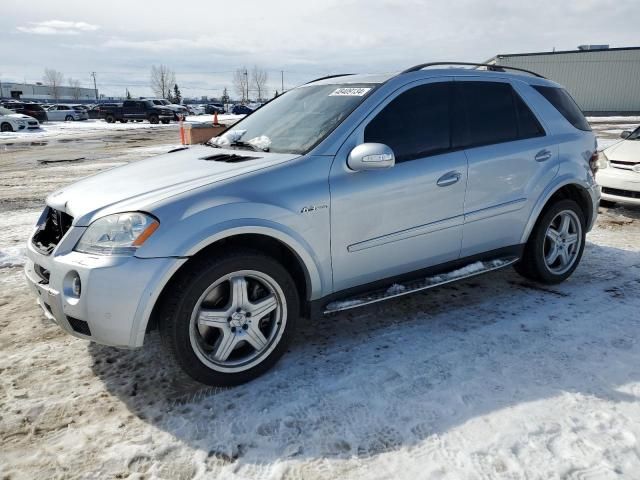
left=1, top=0, right=638, bottom=100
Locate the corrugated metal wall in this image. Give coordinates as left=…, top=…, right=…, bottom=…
left=496, top=49, right=640, bottom=113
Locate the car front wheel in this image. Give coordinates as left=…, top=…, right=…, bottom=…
left=158, top=249, right=299, bottom=386
left=515, top=199, right=586, bottom=284
left=1, top=122, right=13, bottom=132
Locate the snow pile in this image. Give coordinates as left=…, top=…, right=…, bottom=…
left=0, top=246, right=26, bottom=268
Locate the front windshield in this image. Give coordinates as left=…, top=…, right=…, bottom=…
left=0, top=107, right=15, bottom=115
left=212, top=83, right=376, bottom=154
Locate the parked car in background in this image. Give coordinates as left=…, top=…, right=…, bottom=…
left=147, top=99, right=188, bottom=119
left=101, top=100, right=173, bottom=124
left=87, top=103, right=121, bottom=119
left=597, top=125, right=640, bottom=206
left=0, top=106, right=40, bottom=132
left=205, top=103, right=226, bottom=114
left=1, top=101, right=48, bottom=122
left=231, top=104, right=253, bottom=115
left=45, top=104, right=88, bottom=121
left=24, top=63, right=599, bottom=386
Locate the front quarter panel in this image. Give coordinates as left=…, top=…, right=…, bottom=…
left=135, top=155, right=333, bottom=299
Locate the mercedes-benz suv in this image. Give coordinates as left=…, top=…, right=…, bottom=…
left=25, top=63, right=599, bottom=386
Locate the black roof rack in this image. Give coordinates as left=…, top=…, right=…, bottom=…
left=304, top=73, right=355, bottom=84
left=401, top=62, right=545, bottom=79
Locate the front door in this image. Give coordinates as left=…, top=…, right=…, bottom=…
left=329, top=79, right=468, bottom=292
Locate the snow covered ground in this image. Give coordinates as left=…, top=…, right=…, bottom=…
left=0, top=120, right=639, bottom=479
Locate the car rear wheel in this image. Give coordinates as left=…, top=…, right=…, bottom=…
left=158, top=249, right=299, bottom=386
left=105, top=115, right=115, bottom=123
left=1, top=122, right=13, bottom=132
left=514, top=199, right=586, bottom=284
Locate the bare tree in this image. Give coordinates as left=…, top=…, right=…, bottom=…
left=251, top=66, right=268, bottom=102
left=233, top=67, right=248, bottom=103
left=150, top=65, right=176, bottom=99
left=68, top=78, right=82, bottom=100
left=43, top=68, right=64, bottom=102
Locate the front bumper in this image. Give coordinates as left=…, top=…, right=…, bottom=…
left=24, top=234, right=186, bottom=348
left=597, top=168, right=640, bottom=206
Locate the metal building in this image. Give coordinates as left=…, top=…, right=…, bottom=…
left=488, top=46, right=640, bottom=115
left=0, top=82, right=97, bottom=102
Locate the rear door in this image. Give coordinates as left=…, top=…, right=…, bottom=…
left=329, top=79, right=468, bottom=292
left=455, top=78, right=559, bottom=256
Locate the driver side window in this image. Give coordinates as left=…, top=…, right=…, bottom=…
left=364, top=82, right=451, bottom=163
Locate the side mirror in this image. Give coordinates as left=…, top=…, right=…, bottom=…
left=620, top=130, right=632, bottom=139
left=347, top=143, right=395, bottom=171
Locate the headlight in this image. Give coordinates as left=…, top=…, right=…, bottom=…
left=596, top=151, right=610, bottom=170
left=75, top=212, right=159, bottom=255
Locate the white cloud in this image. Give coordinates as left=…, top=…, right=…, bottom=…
left=17, top=20, right=100, bottom=35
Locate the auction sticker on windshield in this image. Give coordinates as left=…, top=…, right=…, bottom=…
left=329, top=87, right=371, bottom=96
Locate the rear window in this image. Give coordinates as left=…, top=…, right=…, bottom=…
left=533, top=85, right=591, bottom=131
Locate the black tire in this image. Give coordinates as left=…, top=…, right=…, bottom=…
left=514, top=199, right=586, bottom=284
left=149, top=115, right=159, bottom=124
left=158, top=249, right=299, bottom=386
left=161, top=119, right=170, bottom=124
left=65, top=115, right=74, bottom=121
left=105, top=115, right=115, bottom=123
left=136, top=120, right=143, bottom=123
left=119, top=119, right=128, bottom=123
left=1, top=122, right=13, bottom=132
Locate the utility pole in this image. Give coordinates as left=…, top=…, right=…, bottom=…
left=90, top=72, right=98, bottom=101
left=281, top=70, right=284, bottom=93
left=244, top=68, right=248, bottom=103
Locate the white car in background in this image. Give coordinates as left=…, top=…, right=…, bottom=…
left=597, top=126, right=640, bottom=206
left=0, top=106, right=40, bottom=132
left=45, top=104, right=88, bottom=121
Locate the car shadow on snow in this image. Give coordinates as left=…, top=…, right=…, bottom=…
left=88, top=241, right=640, bottom=465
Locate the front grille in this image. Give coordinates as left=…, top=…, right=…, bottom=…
left=602, top=187, right=640, bottom=200
left=32, top=207, right=74, bottom=255
left=67, top=316, right=91, bottom=336
left=610, top=160, right=640, bottom=171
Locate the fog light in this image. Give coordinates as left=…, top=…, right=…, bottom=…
left=63, top=271, right=82, bottom=302
left=72, top=275, right=81, bottom=297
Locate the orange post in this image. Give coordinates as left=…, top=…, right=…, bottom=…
left=179, top=115, right=185, bottom=145
left=213, top=111, right=219, bottom=126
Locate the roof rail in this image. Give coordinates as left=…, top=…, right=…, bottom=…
left=304, top=73, right=355, bottom=84
left=401, top=62, right=545, bottom=79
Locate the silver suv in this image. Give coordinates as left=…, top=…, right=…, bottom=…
left=25, top=63, right=600, bottom=386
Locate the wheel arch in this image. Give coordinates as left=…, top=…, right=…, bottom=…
left=521, top=180, right=594, bottom=244
left=142, top=231, right=320, bottom=341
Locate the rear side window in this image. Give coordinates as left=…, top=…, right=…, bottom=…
left=454, top=81, right=545, bottom=148
left=533, top=85, right=591, bottom=131
left=457, top=82, right=517, bottom=146
left=514, top=93, right=545, bottom=138
left=365, top=82, right=451, bottom=162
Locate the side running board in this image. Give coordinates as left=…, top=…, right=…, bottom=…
left=324, top=257, right=519, bottom=314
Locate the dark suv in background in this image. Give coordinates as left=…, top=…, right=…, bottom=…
left=1, top=101, right=48, bottom=122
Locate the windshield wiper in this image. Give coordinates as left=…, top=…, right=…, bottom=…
left=204, top=140, right=222, bottom=148
left=229, top=141, right=263, bottom=152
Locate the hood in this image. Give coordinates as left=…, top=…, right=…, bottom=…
left=46, top=145, right=300, bottom=225
left=604, top=139, right=640, bottom=161
left=4, top=113, right=33, bottom=120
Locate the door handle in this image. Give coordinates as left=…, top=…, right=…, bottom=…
left=437, top=171, right=461, bottom=187
left=535, top=149, right=553, bottom=162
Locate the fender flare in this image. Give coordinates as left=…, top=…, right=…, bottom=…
left=130, top=221, right=326, bottom=347
left=520, top=175, right=595, bottom=244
